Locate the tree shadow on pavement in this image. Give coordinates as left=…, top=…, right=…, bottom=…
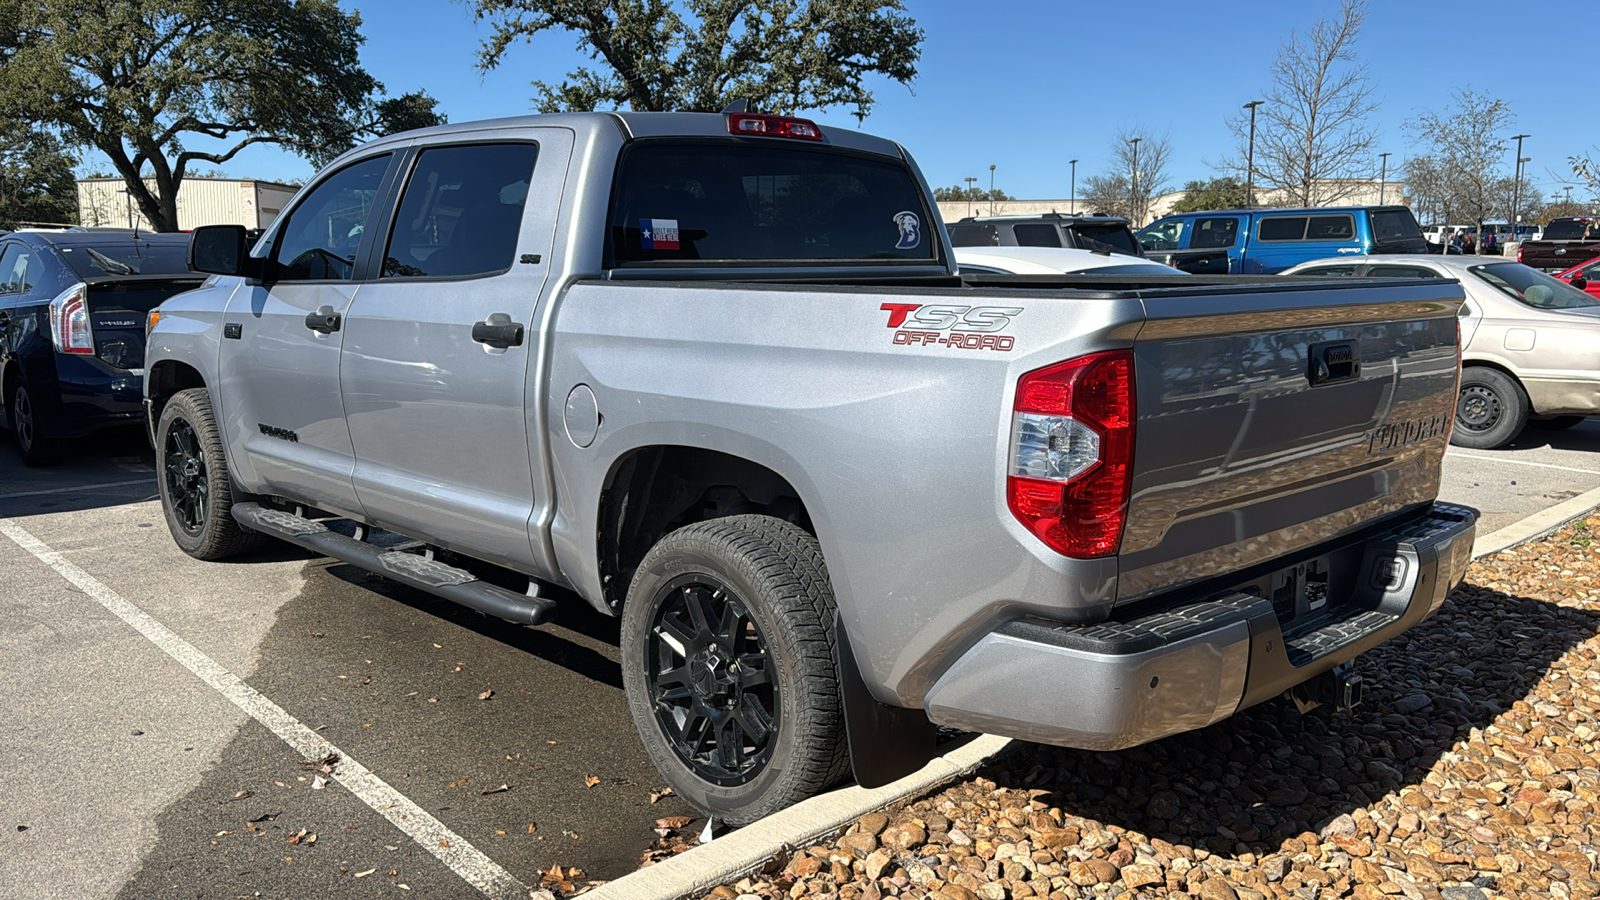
left=969, top=580, right=1597, bottom=873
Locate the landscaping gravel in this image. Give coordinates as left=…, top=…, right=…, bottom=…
left=701, top=515, right=1600, bottom=900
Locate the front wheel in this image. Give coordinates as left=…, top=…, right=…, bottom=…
left=1452, top=367, right=1528, bottom=450
left=156, top=388, right=266, bottom=560
left=620, top=515, right=849, bottom=825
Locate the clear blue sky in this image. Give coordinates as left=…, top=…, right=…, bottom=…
left=148, top=0, right=1600, bottom=203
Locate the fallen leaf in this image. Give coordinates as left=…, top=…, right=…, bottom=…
left=655, top=816, right=693, bottom=829
left=584, top=775, right=600, bottom=788
left=478, top=690, right=494, bottom=701
left=311, top=775, right=327, bottom=790
left=398, top=885, right=411, bottom=891
left=388, top=869, right=398, bottom=876
left=448, top=778, right=467, bottom=789
left=481, top=784, right=510, bottom=796
left=287, top=828, right=307, bottom=845
left=229, top=790, right=254, bottom=802
left=427, top=698, right=438, bottom=704
left=433, top=643, right=442, bottom=648
left=353, top=868, right=376, bottom=878
left=649, top=787, right=674, bottom=804
left=439, top=839, right=450, bottom=848
left=496, top=830, right=507, bottom=835
left=215, top=831, right=234, bottom=837
left=527, top=823, right=537, bottom=834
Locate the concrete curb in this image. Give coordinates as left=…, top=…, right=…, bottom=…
left=580, top=734, right=1012, bottom=900
left=1471, top=483, right=1600, bottom=559
left=582, top=492, right=1600, bottom=900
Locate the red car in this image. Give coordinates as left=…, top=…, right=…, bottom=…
left=1556, top=254, right=1600, bottom=299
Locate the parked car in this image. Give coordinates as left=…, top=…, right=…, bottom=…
left=1138, top=206, right=1429, bottom=274
left=1517, top=217, right=1600, bottom=271
left=1422, top=223, right=1472, bottom=246
left=1555, top=255, right=1600, bottom=300
left=0, top=230, right=200, bottom=464
left=1283, top=254, right=1600, bottom=448
left=150, top=110, right=1473, bottom=824
left=954, top=245, right=1181, bottom=275
left=946, top=213, right=1143, bottom=256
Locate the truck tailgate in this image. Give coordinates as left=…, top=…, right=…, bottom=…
left=1116, top=280, right=1463, bottom=604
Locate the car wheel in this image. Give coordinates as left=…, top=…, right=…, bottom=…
left=1452, top=368, right=1528, bottom=450
left=620, top=515, right=849, bottom=825
left=1528, top=416, right=1586, bottom=430
left=8, top=376, right=58, bottom=467
left=156, top=388, right=266, bottom=560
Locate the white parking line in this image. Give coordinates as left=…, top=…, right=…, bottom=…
left=1447, top=452, right=1600, bottom=477
left=0, top=516, right=530, bottom=900
left=0, top=478, right=155, bottom=501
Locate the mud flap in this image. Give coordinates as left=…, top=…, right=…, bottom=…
left=835, top=612, right=938, bottom=788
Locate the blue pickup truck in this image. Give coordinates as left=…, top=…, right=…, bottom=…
left=1137, top=205, right=1429, bottom=274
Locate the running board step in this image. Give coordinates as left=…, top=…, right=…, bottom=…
left=232, top=502, right=557, bottom=626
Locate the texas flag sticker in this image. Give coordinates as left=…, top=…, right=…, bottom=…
left=640, top=218, right=680, bottom=250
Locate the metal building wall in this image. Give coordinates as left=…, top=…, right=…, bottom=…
left=76, top=178, right=300, bottom=231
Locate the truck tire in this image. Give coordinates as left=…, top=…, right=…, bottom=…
left=621, top=515, right=849, bottom=825
left=8, top=375, right=58, bottom=467
left=1452, top=368, right=1528, bottom=450
left=156, top=388, right=265, bottom=560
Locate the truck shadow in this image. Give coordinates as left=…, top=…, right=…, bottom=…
left=973, top=579, right=1597, bottom=863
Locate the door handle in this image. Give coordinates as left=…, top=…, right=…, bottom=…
left=305, top=306, right=341, bottom=334
left=471, top=314, right=525, bottom=347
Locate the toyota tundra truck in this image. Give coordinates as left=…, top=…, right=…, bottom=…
left=146, top=110, right=1476, bottom=825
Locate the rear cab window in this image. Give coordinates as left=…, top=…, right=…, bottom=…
left=947, top=223, right=999, bottom=246
left=1258, top=216, right=1308, bottom=241
left=1542, top=219, right=1596, bottom=241
left=608, top=141, right=937, bottom=265
left=1071, top=223, right=1139, bottom=255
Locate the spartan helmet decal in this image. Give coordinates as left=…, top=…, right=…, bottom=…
left=893, top=211, right=921, bottom=250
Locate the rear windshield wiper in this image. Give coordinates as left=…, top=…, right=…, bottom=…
left=84, top=247, right=136, bottom=275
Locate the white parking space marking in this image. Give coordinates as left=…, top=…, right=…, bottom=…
left=0, top=515, right=530, bottom=900
left=0, top=478, right=155, bottom=500
left=1448, top=452, right=1600, bottom=477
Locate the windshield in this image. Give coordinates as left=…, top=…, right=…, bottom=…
left=1471, top=263, right=1600, bottom=310
left=1073, top=223, right=1138, bottom=255
left=1542, top=219, right=1596, bottom=241
left=59, top=239, right=193, bottom=278
left=609, top=141, right=935, bottom=264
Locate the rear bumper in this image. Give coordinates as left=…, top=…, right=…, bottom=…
left=923, top=502, right=1476, bottom=750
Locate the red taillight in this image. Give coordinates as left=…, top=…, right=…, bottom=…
left=1007, top=351, right=1135, bottom=558
left=49, top=282, right=94, bottom=355
left=1517, top=246, right=1523, bottom=262
left=727, top=113, right=824, bottom=141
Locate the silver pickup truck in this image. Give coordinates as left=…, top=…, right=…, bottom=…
left=147, top=111, right=1476, bottom=824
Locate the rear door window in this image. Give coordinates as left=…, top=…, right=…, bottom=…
left=1258, top=216, right=1308, bottom=241
left=0, top=243, right=43, bottom=294
left=947, top=223, right=998, bottom=246
left=1307, top=215, right=1355, bottom=240
left=382, top=143, right=539, bottom=279
left=269, top=154, right=391, bottom=281
left=609, top=142, right=935, bottom=263
left=1012, top=224, right=1062, bottom=247
left=1190, top=217, right=1239, bottom=249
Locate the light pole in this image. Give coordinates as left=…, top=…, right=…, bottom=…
left=1129, top=137, right=1142, bottom=224
left=988, top=164, right=997, bottom=215
left=1243, top=100, right=1264, bottom=209
left=1069, top=159, right=1078, bottom=215
left=963, top=176, right=977, bottom=218
left=1378, top=152, right=1391, bottom=205
left=1511, top=134, right=1529, bottom=238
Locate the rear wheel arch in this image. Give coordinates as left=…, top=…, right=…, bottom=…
left=596, top=445, right=817, bottom=614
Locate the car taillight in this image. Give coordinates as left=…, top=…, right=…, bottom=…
left=727, top=113, right=824, bottom=141
left=1517, top=246, right=1523, bottom=262
left=1007, top=350, right=1135, bottom=558
left=49, top=282, right=94, bottom=355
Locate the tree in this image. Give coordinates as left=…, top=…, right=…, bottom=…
left=1572, top=150, right=1600, bottom=200
left=0, top=123, right=78, bottom=229
left=1081, top=127, right=1171, bottom=223
left=1221, top=0, right=1380, bottom=207
left=1405, top=91, right=1515, bottom=230
left=932, top=185, right=1012, bottom=202
left=1171, top=177, right=1248, bottom=214
left=463, top=0, right=923, bottom=119
left=0, top=0, right=443, bottom=232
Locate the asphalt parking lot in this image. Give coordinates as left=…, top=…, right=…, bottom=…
left=3, top=420, right=1598, bottom=900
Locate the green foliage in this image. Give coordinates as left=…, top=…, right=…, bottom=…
left=0, top=123, right=78, bottom=228
left=464, top=0, right=923, bottom=118
left=0, top=0, right=442, bottom=231
left=1171, top=178, right=1247, bottom=214
left=932, top=185, right=1012, bottom=202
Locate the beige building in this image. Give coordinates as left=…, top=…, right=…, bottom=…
left=77, top=177, right=299, bottom=231
left=939, top=179, right=1408, bottom=229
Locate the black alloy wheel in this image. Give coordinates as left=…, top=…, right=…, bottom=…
left=163, top=417, right=209, bottom=536
left=647, top=574, right=778, bottom=786
left=9, top=378, right=56, bottom=466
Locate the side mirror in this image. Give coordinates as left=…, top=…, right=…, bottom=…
left=188, top=224, right=259, bottom=278
left=1573, top=276, right=1589, bottom=290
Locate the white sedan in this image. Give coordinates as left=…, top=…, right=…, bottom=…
left=954, top=245, right=1184, bottom=276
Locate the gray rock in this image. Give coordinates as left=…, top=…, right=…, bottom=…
left=1393, top=694, right=1432, bottom=715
